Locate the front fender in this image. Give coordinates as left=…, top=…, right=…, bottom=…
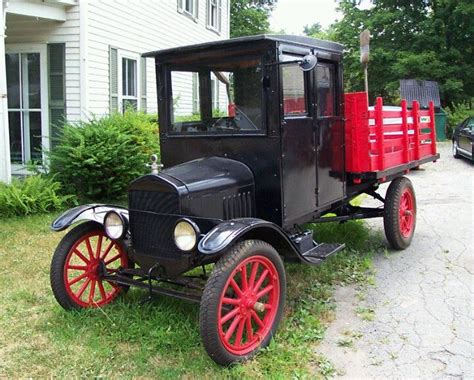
left=51, top=204, right=129, bottom=231
left=197, top=218, right=300, bottom=259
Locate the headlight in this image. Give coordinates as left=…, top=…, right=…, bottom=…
left=174, top=219, right=199, bottom=251
left=104, top=211, right=127, bottom=240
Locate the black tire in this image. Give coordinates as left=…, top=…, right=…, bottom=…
left=452, top=140, right=460, bottom=158
left=199, top=240, right=286, bottom=366
left=50, top=221, right=129, bottom=310
left=383, top=177, right=417, bottom=250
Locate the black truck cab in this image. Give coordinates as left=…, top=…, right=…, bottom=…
left=147, top=35, right=346, bottom=229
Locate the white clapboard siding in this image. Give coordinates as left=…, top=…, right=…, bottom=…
left=5, top=6, right=82, bottom=121
left=86, top=0, right=230, bottom=116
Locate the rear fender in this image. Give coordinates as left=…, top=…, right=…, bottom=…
left=51, top=204, right=129, bottom=232
left=197, top=218, right=301, bottom=260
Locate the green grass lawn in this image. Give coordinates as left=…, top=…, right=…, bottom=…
left=0, top=214, right=383, bottom=378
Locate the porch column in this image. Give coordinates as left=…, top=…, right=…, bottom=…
left=0, top=0, right=11, bottom=183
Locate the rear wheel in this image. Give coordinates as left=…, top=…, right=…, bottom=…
left=383, top=177, right=416, bottom=250
left=50, top=221, right=129, bottom=310
left=199, top=240, right=286, bottom=365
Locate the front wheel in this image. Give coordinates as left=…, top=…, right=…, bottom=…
left=383, top=177, right=417, bottom=250
left=452, top=140, right=461, bottom=158
left=50, top=221, right=129, bottom=310
left=199, top=240, right=286, bottom=366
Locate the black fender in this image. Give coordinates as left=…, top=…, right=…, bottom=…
left=197, top=218, right=301, bottom=260
left=51, top=204, right=129, bottom=232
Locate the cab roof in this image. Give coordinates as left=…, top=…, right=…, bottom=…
left=143, top=34, right=344, bottom=59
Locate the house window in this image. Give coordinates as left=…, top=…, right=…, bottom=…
left=178, top=0, right=198, bottom=20
left=110, top=48, right=146, bottom=114
left=122, top=58, right=137, bottom=112
left=207, top=0, right=221, bottom=31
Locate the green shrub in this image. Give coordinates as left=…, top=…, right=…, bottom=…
left=445, top=102, right=473, bottom=139
left=49, top=111, right=160, bottom=201
left=0, top=176, right=75, bottom=217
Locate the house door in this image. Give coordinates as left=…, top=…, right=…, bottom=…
left=5, top=45, right=48, bottom=171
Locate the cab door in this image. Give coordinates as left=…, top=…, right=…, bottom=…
left=314, top=62, right=345, bottom=207
left=280, top=59, right=316, bottom=225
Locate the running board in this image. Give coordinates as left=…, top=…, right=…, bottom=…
left=289, top=230, right=346, bottom=265
left=301, top=243, right=346, bottom=265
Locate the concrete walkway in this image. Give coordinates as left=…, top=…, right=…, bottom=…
left=316, top=143, right=473, bottom=379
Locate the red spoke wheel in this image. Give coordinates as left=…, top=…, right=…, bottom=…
left=50, top=221, right=129, bottom=310
left=199, top=240, right=286, bottom=365
left=384, top=176, right=417, bottom=250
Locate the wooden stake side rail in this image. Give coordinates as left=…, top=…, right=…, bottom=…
left=344, top=92, right=439, bottom=182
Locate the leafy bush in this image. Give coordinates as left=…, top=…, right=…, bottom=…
left=445, top=103, right=473, bottom=139
left=49, top=111, right=159, bottom=201
left=0, top=176, right=75, bottom=217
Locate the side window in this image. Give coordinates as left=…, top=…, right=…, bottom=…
left=282, top=64, right=307, bottom=116
left=316, top=63, right=335, bottom=117
left=466, top=118, right=474, bottom=132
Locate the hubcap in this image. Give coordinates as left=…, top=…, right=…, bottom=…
left=218, top=255, right=280, bottom=356
left=399, top=189, right=415, bottom=238
left=63, top=231, right=127, bottom=307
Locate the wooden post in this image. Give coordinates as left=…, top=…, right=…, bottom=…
left=412, top=101, right=420, bottom=161
left=401, top=99, right=409, bottom=163
left=429, top=101, right=437, bottom=155
left=375, top=97, right=385, bottom=170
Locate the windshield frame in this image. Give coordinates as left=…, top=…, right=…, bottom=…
left=164, top=54, right=268, bottom=138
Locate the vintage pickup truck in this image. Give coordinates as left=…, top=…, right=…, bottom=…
left=49, top=35, right=439, bottom=365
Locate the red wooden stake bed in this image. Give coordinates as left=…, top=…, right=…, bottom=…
left=344, top=92, right=439, bottom=183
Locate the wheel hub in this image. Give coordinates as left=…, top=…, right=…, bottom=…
left=86, top=259, right=102, bottom=279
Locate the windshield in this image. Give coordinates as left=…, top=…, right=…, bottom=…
left=170, top=57, right=263, bottom=134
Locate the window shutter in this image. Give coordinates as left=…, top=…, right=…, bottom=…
left=177, top=0, right=183, bottom=13
left=218, top=0, right=222, bottom=32
left=47, top=43, right=66, bottom=147
left=194, top=0, right=199, bottom=20
left=109, top=47, right=118, bottom=113
left=140, top=57, right=147, bottom=112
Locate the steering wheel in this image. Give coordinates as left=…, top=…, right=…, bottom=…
left=211, top=117, right=238, bottom=131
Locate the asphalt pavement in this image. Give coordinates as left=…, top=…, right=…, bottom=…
left=316, top=142, right=473, bottom=379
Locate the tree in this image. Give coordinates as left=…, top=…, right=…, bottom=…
left=331, top=0, right=474, bottom=106
left=303, top=23, right=323, bottom=36
left=230, top=0, right=277, bottom=38
left=303, top=22, right=337, bottom=41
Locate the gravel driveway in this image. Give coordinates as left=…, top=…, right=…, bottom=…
left=316, top=142, right=473, bottom=378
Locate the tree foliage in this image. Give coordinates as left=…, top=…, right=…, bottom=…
left=327, top=0, right=473, bottom=106
left=230, top=0, right=277, bottom=38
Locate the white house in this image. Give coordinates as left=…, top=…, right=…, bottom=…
left=0, top=0, right=230, bottom=183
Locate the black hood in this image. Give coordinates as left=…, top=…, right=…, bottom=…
left=129, top=157, right=255, bottom=219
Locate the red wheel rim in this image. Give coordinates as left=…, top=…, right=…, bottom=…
left=217, top=255, right=280, bottom=356
left=399, top=188, right=415, bottom=238
left=63, top=230, right=128, bottom=308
